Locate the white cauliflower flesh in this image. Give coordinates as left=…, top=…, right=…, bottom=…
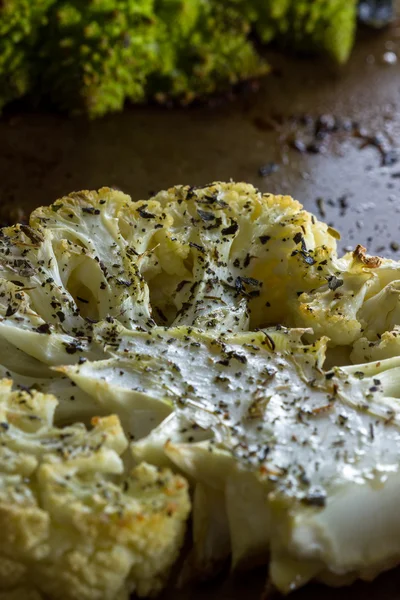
left=0, top=380, right=190, bottom=600
left=2, top=181, right=400, bottom=598
left=64, top=320, right=400, bottom=590
left=107, top=329, right=400, bottom=593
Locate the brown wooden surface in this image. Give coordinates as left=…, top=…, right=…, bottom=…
left=1, top=11, right=400, bottom=600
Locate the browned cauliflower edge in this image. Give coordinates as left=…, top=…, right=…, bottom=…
left=0, top=379, right=190, bottom=600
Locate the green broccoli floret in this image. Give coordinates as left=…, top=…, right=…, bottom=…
left=0, top=0, right=54, bottom=110
left=148, top=0, right=268, bottom=104
left=36, top=0, right=159, bottom=118
left=0, top=0, right=360, bottom=118
left=252, top=0, right=358, bottom=63
left=37, top=0, right=267, bottom=117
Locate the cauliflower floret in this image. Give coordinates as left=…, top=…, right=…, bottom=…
left=0, top=278, right=99, bottom=366
left=0, top=380, right=190, bottom=600
left=289, top=243, right=400, bottom=348
left=357, top=279, right=400, bottom=340
left=132, top=182, right=337, bottom=329
left=291, top=257, right=373, bottom=346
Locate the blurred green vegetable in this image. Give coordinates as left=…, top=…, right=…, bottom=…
left=37, top=0, right=159, bottom=117
left=0, top=0, right=53, bottom=107
left=0, top=0, right=361, bottom=118
left=38, top=0, right=267, bottom=116
left=149, top=1, right=268, bottom=103
left=247, top=0, right=358, bottom=64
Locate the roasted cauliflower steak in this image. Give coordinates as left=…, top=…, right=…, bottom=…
left=1, top=182, right=400, bottom=598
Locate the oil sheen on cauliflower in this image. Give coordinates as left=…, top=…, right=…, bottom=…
left=1, top=182, right=400, bottom=597
left=0, top=380, right=190, bottom=600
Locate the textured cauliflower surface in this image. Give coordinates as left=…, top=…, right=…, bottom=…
left=0, top=380, right=189, bottom=600
left=0, top=183, right=337, bottom=350
left=1, top=181, right=400, bottom=597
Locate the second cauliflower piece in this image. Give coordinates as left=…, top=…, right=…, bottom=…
left=0, top=380, right=190, bottom=600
